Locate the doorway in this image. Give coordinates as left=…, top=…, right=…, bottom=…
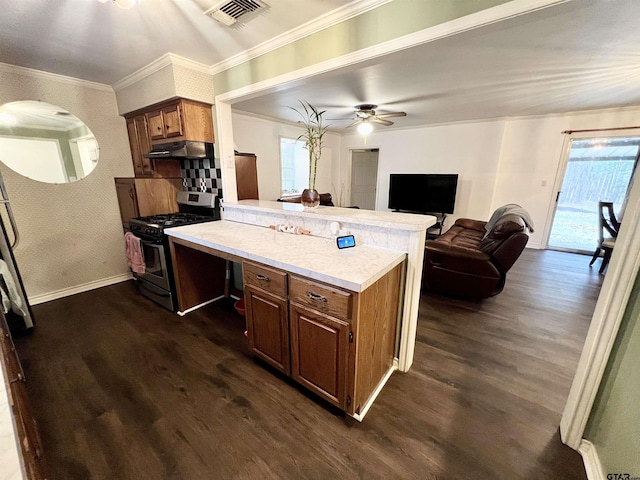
left=548, top=136, right=639, bottom=253
left=350, top=149, right=379, bottom=210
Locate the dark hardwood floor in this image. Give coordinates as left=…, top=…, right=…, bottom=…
left=15, top=249, right=603, bottom=479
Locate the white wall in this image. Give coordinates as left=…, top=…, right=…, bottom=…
left=494, top=107, right=640, bottom=248
left=0, top=65, right=133, bottom=300
left=341, top=121, right=507, bottom=227
left=231, top=112, right=342, bottom=202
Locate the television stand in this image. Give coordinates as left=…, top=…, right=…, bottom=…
left=426, top=212, right=446, bottom=239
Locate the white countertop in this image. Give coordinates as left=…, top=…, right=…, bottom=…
left=165, top=220, right=406, bottom=292
left=222, top=200, right=433, bottom=231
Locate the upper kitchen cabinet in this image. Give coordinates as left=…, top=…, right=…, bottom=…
left=124, top=98, right=214, bottom=178
left=144, top=99, right=214, bottom=144
left=126, top=115, right=154, bottom=177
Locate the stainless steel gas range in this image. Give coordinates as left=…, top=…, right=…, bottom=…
left=128, top=191, right=220, bottom=311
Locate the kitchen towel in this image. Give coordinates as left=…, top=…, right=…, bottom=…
left=124, top=232, right=146, bottom=274
left=0, top=259, right=27, bottom=316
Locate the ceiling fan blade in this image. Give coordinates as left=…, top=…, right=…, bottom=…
left=346, top=120, right=362, bottom=128
left=376, top=112, right=407, bottom=119
left=372, top=118, right=393, bottom=126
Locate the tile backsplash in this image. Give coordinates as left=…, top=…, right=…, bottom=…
left=181, top=158, right=223, bottom=198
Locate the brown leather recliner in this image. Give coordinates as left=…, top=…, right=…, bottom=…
left=422, top=212, right=531, bottom=298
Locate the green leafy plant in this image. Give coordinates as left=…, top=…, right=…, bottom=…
left=290, top=101, right=329, bottom=191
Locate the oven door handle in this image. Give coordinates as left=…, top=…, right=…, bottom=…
left=137, top=237, right=164, bottom=247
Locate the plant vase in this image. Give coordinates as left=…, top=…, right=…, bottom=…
left=301, top=188, right=320, bottom=208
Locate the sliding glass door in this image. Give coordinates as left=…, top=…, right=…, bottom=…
left=548, top=137, right=639, bottom=253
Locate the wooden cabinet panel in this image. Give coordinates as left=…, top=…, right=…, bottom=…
left=114, top=178, right=139, bottom=225
left=245, top=286, right=290, bottom=374
left=147, top=110, right=165, bottom=141
left=243, top=261, right=287, bottom=297
left=126, top=118, right=144, bottom=174
left=162, top=103, right=183, bottom=138
left=235, top=154, right=259, bottom=200
left=181, top=99, right=214, bottom=143
left=290, top=303, right=349, bottom=409
left=134, top=178, right=183, bottom=217
left=114, top=178, right=182, bottom=226
left=289, top=275, right=352, bottom=319
left=126, top=115, right=154, bottom=177
left=133, top=115, right=154, bottom=176
left=1, top=314, right=49, bottom=479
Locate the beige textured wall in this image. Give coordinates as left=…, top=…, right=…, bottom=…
left=0, top=66, right=133, bottom=300
left=115, top=64, right=177, bottom=115
left=116, top=63, right=215, bottom=115
left=173, top=65, right=215, bottom=105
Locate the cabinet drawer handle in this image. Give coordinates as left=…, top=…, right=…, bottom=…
left=306, top=291, right=327, bottom=303
left=10, top=373, right=25, bottom=384
left=256, top=274, right=270, bottom=282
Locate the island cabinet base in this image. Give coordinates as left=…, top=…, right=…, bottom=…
left=244, top=260, right=404, bottom=418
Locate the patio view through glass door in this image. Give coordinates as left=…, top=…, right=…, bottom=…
left=548, top=137, right=639, bottom=253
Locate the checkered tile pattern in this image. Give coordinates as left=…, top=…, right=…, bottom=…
left=180, top=158, right=223, bottom=198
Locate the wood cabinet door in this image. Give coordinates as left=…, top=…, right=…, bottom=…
left=235, top=155, right=259, bottom=200
left=126, top=118, right=144, bottom=175
left=162, top=103, right=183, bottom=138
left=147, top=110, right=165, bottom=140
left=245, top=286, right=290, bottom=374
left=289, top=303, right=350, bottom=409
left=114, top=179, right=139, bottom=224
left=133, top=115, right=154, bottom=176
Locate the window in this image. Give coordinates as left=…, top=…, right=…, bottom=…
left=280, top=137, right=309, bottom=196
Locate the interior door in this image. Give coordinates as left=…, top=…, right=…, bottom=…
left=350, top=149, right=379, bottom=210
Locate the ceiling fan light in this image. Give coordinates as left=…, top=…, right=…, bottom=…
left=98, top=0, right=142, bottom=9
left=357, top=121, right=373, bottom=136
left=0, top=111, right=16, bottom=127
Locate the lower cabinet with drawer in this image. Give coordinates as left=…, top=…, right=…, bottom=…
left=243, top=260, right=404, bottom=417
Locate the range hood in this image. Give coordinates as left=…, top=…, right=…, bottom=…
left=144, top=141, right=214, bottom=159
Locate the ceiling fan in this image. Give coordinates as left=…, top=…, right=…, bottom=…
left=340, top=104, right=407, bottom=129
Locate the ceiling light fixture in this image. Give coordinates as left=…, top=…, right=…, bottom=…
left=357, top=121, right=373, bottom=136
left=98, top=0, right=142, bottom=9
left=0, top=111, right=16, bottom=127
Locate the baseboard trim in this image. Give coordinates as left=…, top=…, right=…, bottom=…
left=579, top=440, right=605, bottom=480
left=177, top=295, right=224, bottom=316
left=351, top=358, right=398, bottom=422
left=29, top=273, right=133, bottom=305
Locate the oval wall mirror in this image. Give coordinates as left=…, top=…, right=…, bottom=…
left=0, top=101, right=99, bottom=183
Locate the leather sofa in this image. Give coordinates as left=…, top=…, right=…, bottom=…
left=422, top=208, right=531, bottom=298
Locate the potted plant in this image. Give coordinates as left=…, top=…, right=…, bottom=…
left=290, top=101, right=329, bottom=207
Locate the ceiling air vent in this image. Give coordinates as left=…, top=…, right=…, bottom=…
left=204, top=0, right=268, bottom=27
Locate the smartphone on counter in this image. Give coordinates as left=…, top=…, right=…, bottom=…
left=336, top=235, right=356, bottom=249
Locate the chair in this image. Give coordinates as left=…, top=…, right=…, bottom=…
left=589, top=201, right=620, bottom=274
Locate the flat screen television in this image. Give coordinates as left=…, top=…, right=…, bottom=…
left=388, top=174, right=459, bottom=214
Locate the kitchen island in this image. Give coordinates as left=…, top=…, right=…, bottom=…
left=165, top=201, right=434, bottom=419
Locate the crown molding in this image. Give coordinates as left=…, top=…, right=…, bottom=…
left=0, top=62, right=112, bottom=92
left=112, top=53, right=211, bottom=92
left=209, top=0, right=393, bottom=75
